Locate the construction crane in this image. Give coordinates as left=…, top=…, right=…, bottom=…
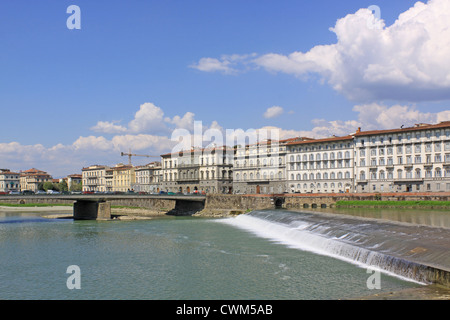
left=120, top=149, right=160, bottom=166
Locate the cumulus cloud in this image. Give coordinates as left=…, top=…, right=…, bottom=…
left=164, top=111, right=196, bottom=131
left=90, top=121, right=127, bottom=134
left=90, top=103, right=202, bottom=135
left=352, top=103, right=450, bottom=130
left=73, top=136, right=113, bottom=151
left=189, top=53, right=257, bottom=75
left=189, top=57, right=235, bottom=74
left=111, top=134, right=174, bottom=153
left=263, top=106, right=284, bottom=119
left=193, top=0, right=450, bottom=102
left=255, top=0, right=450, bottom=102
left=128, top=102, right=167, bottom=134
left=0, top=103, right=223, bottom=176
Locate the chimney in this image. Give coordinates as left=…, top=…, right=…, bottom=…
left=356, top=127, right=361, bottom=133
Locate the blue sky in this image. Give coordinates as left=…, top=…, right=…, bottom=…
left=1, top=0, right=450, bottom=177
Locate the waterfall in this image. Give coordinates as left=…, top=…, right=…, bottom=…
left=221, top=210, right=450, bottom=285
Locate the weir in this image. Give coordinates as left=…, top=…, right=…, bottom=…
left=222, top=210, right=450, bottom=287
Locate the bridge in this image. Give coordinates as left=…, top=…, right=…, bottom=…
left=0, top=194, right=206, bottom=220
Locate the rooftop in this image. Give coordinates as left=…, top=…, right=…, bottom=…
left=354, top=121, right=450, bottom=137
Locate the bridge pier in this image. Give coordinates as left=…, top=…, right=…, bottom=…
left=73, top=200, right=111, bottom=220
left=167, top=199, right=205, bottom=215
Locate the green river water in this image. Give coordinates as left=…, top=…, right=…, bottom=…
left=1, top=207, right=449, bottom=300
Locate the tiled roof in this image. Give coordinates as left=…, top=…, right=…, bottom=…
left=287, top=135, right=353, bottom=146
left=354, top=121, right=450, bottom=137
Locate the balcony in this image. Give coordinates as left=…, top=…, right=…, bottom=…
left=176, top=177, right=200, bottom=182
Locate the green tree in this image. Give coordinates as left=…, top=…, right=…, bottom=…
left=70, top=181, right=82, bottom=192
left=42, top=181, right=54, bottom=191
left=58, top=180, right=68, bottom=192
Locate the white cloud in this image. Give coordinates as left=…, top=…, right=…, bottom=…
left=111, top=134, right=174, bottom=153
left=90, top=121, right=127, bottom=134
left=73, top=136, right=113, bottom=151
left=128, top=102, right=168, bottom=134
left=0, top=103, right=224, bottom=176
left=193, top=0, right=450, bottom=102
left=189, top=53, right=257, bottom=75
left=255, top=0, right=450, bottom=102
left=352, top=103, right=450, bottom=130
left=164, top=111, right=196, bottom=131
left=263, top=106, right=284, bottom=119
left=91, top=103, right=202, bottom=135
left=189, top=57, right=235, bottom=74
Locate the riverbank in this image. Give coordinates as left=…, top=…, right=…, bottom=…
left=0, top=205, right=73, bottom=212
left=336, top=200, right=450, bottom=209
left=358, top=284, right=450, bottom=300
left=0, top=205, right=169, bottom=220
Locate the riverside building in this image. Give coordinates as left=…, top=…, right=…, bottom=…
left=111, top=164, right=136, bottom=192
left=19, top=168, right=52, bottom=192
left=353, top=122, right=450, bottom=193
left=286, top=135, right=355, bottom=194
left=0, top=169, right=21, bottom=193
left=79, top=121, right=450, bottom=195
left=132, top=162, right=162, bottom=193
left=160, top=146, right=234, bottom=194
left=81, top=165, right=109, bottom=192
left=232, top=137, right=307, bottom=194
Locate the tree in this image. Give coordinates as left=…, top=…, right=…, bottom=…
left=59, top=180, right=68, bottom=192
left=42, top=181, right=54, bottom=191
left=70, top=181, right=82, bottom=192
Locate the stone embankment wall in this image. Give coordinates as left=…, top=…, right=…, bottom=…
left=2, top=192, right=450, bottom=216
left=204, top=194, right=273, bottom=211
left=201, top=192, right=450, bottom=214
left=0, top=198, right=73, bottom=205
left=0, top=197, right=177, bottom=210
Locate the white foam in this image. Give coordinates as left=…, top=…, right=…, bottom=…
left=219, top=214, right=427, bottom=285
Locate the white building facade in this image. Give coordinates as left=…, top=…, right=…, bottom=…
left=0, top=169, right=20, bottom=193
left=354, top=122, right=450, bottom=193
left=133, top=162, right=162, bottom=193
left=286, top=136, right=355, bottom=194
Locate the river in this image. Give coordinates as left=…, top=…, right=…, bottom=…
left=1, top=207, right=449, bottom=300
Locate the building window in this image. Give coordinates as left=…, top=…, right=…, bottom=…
left=415, top=169, right=421, bottom=178
left=360, top=171, right=366, bottom=180
left=445, top=168, right=450, bottom=177
left=435, top=143, right=442, bottom=152
left=445, top=142, right=450, bottom=151
left=415, top=144, right=421, bottom=153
